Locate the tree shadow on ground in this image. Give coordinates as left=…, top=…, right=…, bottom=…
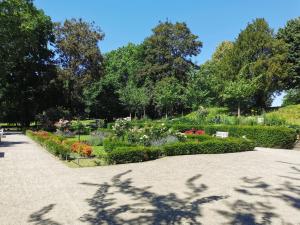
left=0, top=141, right=28, bottom=147
left=80, top=170, right=228, bottom=225
left=28, top=204, right=61, bottom=225
left=217, top=166, right=300, bottom=225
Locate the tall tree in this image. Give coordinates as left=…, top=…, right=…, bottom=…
left=54, top=18, right=104, bottom=116
left=118, top=81, right=150, bottom=118
left=277, top=17, right=300, bottom=89
left=0, top=0, right=55, bottom=126
left=222, top=79, right=255, bottom=116
left=282, top=89, right=300, bottom=106
left=153, top=77, right=184, bottom=118
left=141, top=21, right=202, bottom=82
left=213, top=19, right=290, bottom=112
left=84, top=43, right=143, bottom=119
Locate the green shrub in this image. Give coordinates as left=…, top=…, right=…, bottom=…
left=107, top=146, right=162, bottom=164
left=26, top=130, right=71, bottom=159
left=103, top=137, right=137, bottom=152
left=186, top=134, right=213, bottom=142
left=171, top=124, right=296, bottom=149
left=163, top=138, right=255, bottom=156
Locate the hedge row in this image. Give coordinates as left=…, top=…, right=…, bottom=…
left=186, top=134, right=214, bottom=142
left=164, top=138, right=254, bottom=156
left=107, top=146, right=162, bottom=164
left=106, top=137, right=255, bottom=164
left=26, top=130, right=72, bottom=159
left=171, top=124, right=296, bottom=149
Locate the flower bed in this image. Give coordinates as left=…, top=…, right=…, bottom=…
left=26, top=130, right=94, bottom=159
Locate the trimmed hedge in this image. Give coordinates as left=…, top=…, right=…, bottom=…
left=171, top=124, right=296, bottom=149
left=164, top=138, right=255, bottom=156
left=26, top=130, right=71, bottom=159
left=107, top=146, right=162, bottom=164
left=186, top=134, right=213, bottom=142
left=106, top=137, right=254, bottom=164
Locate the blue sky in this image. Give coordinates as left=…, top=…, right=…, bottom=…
left=34, top=0, right=300, bottom=105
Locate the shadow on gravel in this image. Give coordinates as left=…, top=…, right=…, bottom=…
left=79, top=170, right=228, bottom=225
left=0, top=141, right=28, bottom=147
left=217, top=166, right=300, bottom=225
left=28, top=204, right=61, bottom=225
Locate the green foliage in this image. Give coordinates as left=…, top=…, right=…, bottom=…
left=84, top=43, right=142, bottom=119
left=186, top=134, right=213, bottom=142
left=0, top=0, right=56, bottom=126
left=26, top=130, right=71, bottom=159
left=107, top=146, right=162, bottom=164
left=118, top=81, right=150, bottom=117
left=103, top=137, right=136, bottom=152
left=266, top=104, right=300, bottom=126
left=141, top=21, right=202, bottom=82
left=283, top=89, right=300, bottom=106
left=153, top=77, right=184, bottom=117
left=163, top=138, right=255, bottom=156
left=277, top=17, right=300, bottom=88
left=35, top=107, right=70, bottom=131
left=92, top=146, right=107, bottom=159
left=112, top=118, right=131, bottom=137
left=203, top=19, right=291, bottom=112
left=171, top=124, right=296, bottom=149
left=54, top=18, right=104, bottom=116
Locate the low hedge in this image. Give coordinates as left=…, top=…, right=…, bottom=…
left=171, top=124, right=296, bottom=149
left=107, top=146, right=162, bottom=164
left=164, top=138, right=255, bottom=156
left=186, top=134, right=213, bottom=142
left=26, top=130, right=71, bottom=159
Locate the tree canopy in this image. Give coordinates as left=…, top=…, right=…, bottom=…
left=0, top=0, right=298, bottom=125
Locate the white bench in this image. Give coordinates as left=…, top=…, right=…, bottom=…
left=215, top=131, right=229, bottom=138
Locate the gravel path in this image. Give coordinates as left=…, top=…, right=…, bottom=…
left=0, top=133, right=300, bottom=225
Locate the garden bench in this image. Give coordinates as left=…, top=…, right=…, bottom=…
left=214, top=131, right=229, bottom=138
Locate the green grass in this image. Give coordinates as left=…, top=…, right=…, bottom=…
left=66, top=135, right=90, bottom=142
left=266, top=104, right=300, bottom=125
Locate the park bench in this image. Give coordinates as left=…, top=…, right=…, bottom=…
left=214, top=131, right=229, bottom=138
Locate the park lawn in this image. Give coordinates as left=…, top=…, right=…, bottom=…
left=66, top=135, right=90, bottom=142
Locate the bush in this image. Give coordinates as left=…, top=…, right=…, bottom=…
left=107, top=146, right=162, bottom=164
left=171, top=124, right=296, bottom=149
left=103, top=137, right=137, bottom=152
left=26, top=130, right=71, bottom=159
left=163, top=138, right=255, bottom=156
left=186, top=134, right=213, bottom=142
left=71, top=142, right=92, bottom=157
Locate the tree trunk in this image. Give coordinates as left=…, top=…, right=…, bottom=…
left=143, top=108, right=146, bottom=118
left=238, top=102, right=241, bottom=117
left=165, top=109, right=168, bottom=119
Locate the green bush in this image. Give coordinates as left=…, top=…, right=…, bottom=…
left=103, top=137, right=137, bottom=152
left=26, top=130, right=71, bottom=159
left=186, top=134, right=213, bottom=142
left=107, top=146, right=162, bottom=164
left=164, top=138, right=255, bottom=156
left=171, top=124, right=296, bottom=149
